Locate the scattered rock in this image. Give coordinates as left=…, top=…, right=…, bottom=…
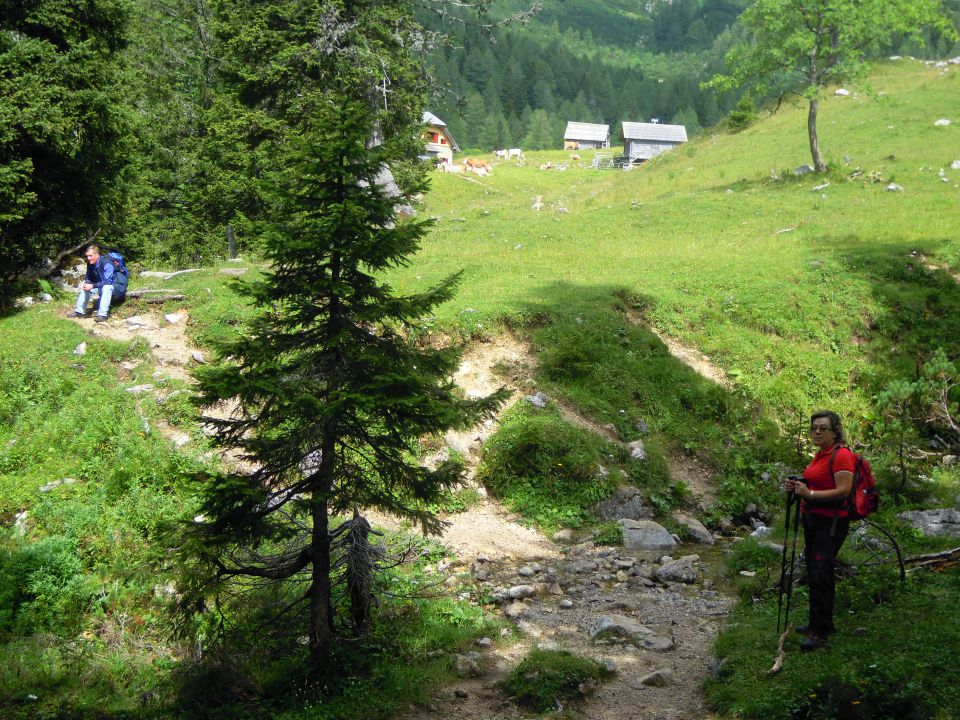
left=558, top=598, right=573, bottom=609
left=897, top=508, right=960, bottom=537
left=454, top=688, right=469, bottom=699
left=454, top=654, right=481, bottom=677
left=169, top=433, right=191, bottom=448
left=39, top=478, right=77, bottom=493
left=14, top=510, right=28, bottom=537
left=750, top=524, right=773, bottom=539
left=794, top=164, right=815, bottom=175
left=627, top=439, right=646, bottom=460
left=834, top=88, right=850, bottom=96
left=739, top=570, right=756, bottom=577
left=635, top=418, right=649, bottom=434
left=672, top=513, right=714, bottom=545
left=620, top=519, right=677, bottom=550
left=886, top=183, right=904, bottom=192
left=590, top=614, right=653, bottom=643
left=504, top=601, right=528, bottom=619
left=508, top=584, right=537, bottom=599
left=566, top=559, right=599, bottom=574
left=656, top=555, right=699, bottom=584
left=517, top=564, right=540, bottom=577
left=951, top=160, right=960, bottom=170
left=164, top=313, right=185, bottom=324
left=943, top=455, right=957, bottom=466
left=475, top=637, right=493, bottom=649
left=219, top=268, right=248, bottom=276
left=524, top=391, right=548, bottom=408
left=38, top=293, right=52, bottom=303
left=191, top=351, right=206, bottom=364
left=73, top=342, right=87, bottom=356
left=640, top=635, right=676, bottom=652
left=126, top=384, right=155, bottom=395
left=934, top=119, right=952, bottom=126
left=595, top=486, right=650, bottom=521
left=553, top=528, right=573, bottom=542
left=640, top=668, right=675, bottom=686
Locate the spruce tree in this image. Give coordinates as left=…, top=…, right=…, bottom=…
left=184, top=1, right=507, bottom=671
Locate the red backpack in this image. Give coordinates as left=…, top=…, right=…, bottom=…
left=830, top=446, right=879, bottom=520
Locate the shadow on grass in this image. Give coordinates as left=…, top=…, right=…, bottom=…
left=504, top=281, right=800, bottom=509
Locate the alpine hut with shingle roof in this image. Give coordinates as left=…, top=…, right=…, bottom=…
left=621, top=122, right=687, bottom=163
left=422, top=111, right=459, bottom=164
left=563, top=121, right=610, bottom=150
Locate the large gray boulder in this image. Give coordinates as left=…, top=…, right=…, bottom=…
left=596, top=487, right=651, bottom=521
left=620, top=519, right=677, bottom=550
left=672, top=512, right=714, bottom=545
left=898, top=508, right=960, bottom=537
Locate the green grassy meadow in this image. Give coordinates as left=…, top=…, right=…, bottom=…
left=1, top=59, right=959, bottom=719
left=396, top=60, right=960, bottom=429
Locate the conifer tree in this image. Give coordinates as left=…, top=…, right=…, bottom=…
left=183, top=0, right=508, bottom=671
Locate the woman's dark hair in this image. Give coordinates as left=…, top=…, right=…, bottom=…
left=811, top=410, right=846, bottom=445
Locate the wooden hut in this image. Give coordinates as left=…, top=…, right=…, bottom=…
left=621, top=122, right=687, bottom=163
left=422, top=111, right=459, bottom=164
left=563, top=121, right=610, bottom=150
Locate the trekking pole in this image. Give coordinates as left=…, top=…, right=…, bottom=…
left=769, top=476, right=806, bottom=675
left=781, top=479, right=805, bottom=632
left=775, top=486, right=795, bottom=635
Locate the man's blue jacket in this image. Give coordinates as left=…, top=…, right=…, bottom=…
left=85, top=255, right=128, bottom=297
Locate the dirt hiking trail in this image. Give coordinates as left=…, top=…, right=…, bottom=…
left=66, top=291, right=734, bottom=720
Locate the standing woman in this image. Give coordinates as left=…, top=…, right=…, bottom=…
left=784, top=410, right=855, bottom=651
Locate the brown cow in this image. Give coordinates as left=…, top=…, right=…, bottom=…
left=463, top=157, right=491, bottom=172
left=563, top=140, right=580, bottom=151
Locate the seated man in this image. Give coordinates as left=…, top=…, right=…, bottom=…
left=67, top=244, right=128, bottom=322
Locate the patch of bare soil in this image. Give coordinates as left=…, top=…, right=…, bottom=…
left=385, top=331, right=731, bottom=720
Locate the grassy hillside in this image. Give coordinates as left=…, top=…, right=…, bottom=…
left=1, top=59, right=958, bottom=719
left=395, top=60, right=960, bottom=432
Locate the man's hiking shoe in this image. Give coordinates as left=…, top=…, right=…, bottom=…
left=800, top=633, right=827, bottom=652
left=794, top=624, right=836, bottom=636
left=66, top=310, right=86, bottom=319
left=94, top=315, right=108, bottom=323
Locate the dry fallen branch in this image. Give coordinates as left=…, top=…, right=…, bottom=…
left=767, top=627, right=791, bottom=675
left=125, top=288, right=181, bottom=298
left=905, top=546, right=960, bottom=571
left=142, top=294, right=185, bottom=304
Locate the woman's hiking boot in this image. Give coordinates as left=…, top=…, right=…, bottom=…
left=800, top=632, right=828, bottom=652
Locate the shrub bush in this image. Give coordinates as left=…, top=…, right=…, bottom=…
left=502, top=648, right=612, bottom=713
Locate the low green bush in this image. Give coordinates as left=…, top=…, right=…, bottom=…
left=502, top=648, right=613, bottom=713
left=476, top=404, right=618, bottom=531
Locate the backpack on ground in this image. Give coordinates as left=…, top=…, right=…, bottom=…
left=105, top=250, right=129, bottom=276
left=829, top=446, right=879, bottom=521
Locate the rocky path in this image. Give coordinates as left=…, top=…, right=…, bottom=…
left=67, top=295, right=734, bottom=720
left=384, top=332, right=734, bottom=720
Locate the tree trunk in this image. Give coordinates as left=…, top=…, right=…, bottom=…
left=309, top=441, right=335, bottom=671
left=808, top=98, right=825, bottom=172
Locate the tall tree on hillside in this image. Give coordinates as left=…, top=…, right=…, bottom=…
left=0, top=0, right=132, bottom=289
left=182, top=0, right=508, bottom=671
left=707, top=0, right=955, bottom=171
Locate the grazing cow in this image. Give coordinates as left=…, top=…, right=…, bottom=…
left=538, top=161, right=553, bottom=171
left=441, top=162, right=463, bottom=174
left=493, top=149, right=508, bottom=160
left=463, top=157, right=491, bottom=173
left=563, top=140, right=580, bottom=151
left=570, top=153, right=580, bottom=161
left=507, top=147, right=523, bottom=160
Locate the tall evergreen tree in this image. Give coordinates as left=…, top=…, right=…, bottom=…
left=0, top=0, right=132, bottom=288
left=182, top=0, right=507, bottom=671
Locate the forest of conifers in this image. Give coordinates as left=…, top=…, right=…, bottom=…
left=4, top=0, right=959, bottom=286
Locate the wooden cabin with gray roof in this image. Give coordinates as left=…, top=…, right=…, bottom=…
left=421, top=111, right=459, bottom=164
left=622, top=122, right=687, bottom=163
left=563, top=121, right=610, bottom=150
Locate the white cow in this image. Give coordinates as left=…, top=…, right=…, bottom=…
left=507, top=148, right=523, bottom=160
left=493, top=149, right=509, bottom=160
